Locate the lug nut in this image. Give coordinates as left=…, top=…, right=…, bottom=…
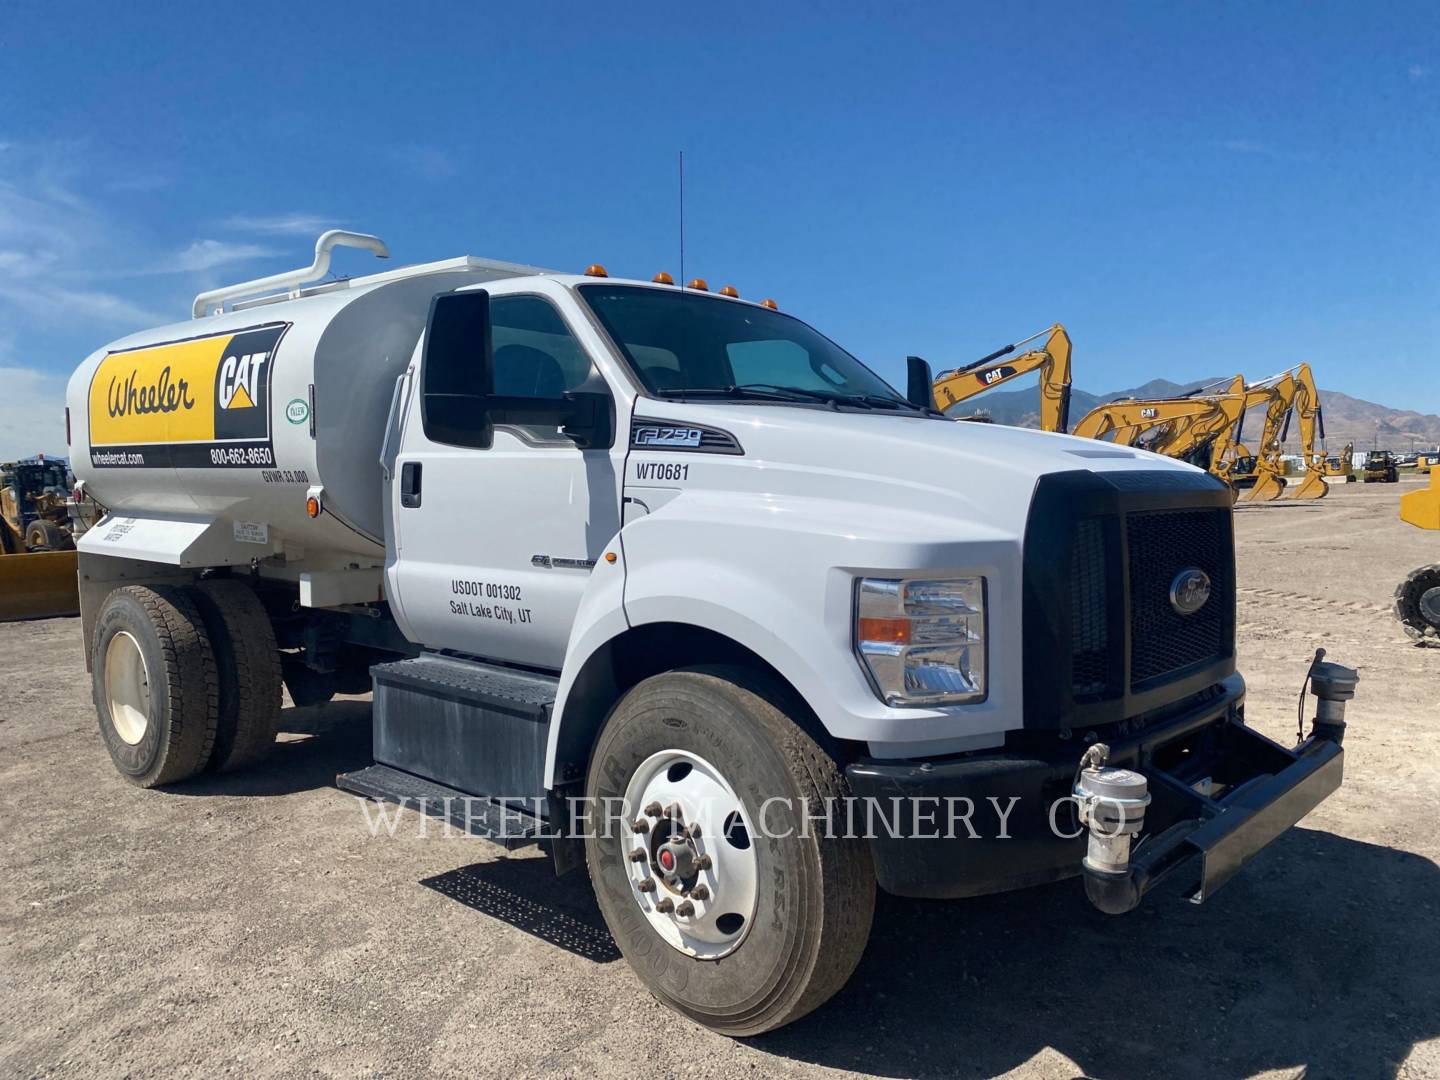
left=637, top=878, right=656, bottom=893
left=696, top=854, right=713, bottom=871
left=655, top=897, right=675, bottom=913
left=644, top=802, right=663, bottom=818
left=676, top=901, right=695, bottom=917
left=690, top=884, right=710, bottom=901
left=631, top=819, right=649, bottom=833
left=628, top=848, right=648, bottom=863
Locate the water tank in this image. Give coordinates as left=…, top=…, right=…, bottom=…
left=67, top=264, right=500, bottom=562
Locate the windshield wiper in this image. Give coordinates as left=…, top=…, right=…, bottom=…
left=652, top=383, right=844, bottom=405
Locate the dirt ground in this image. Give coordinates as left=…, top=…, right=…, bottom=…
left=2, top=477, right=1438, bottom=1080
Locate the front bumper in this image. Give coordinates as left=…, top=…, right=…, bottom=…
left=845, top=674, right=1345, bottom=902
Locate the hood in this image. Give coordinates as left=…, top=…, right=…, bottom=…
left=629, top=401, right=1203, bottom=539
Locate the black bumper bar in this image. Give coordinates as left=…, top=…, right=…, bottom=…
left=845, top=675, right=1344, bottom=904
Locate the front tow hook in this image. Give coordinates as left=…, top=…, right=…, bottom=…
left=1075, top=655, right=1359, bottom=915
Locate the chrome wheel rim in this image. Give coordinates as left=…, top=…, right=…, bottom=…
left=104, top=631, right=151, bottom=745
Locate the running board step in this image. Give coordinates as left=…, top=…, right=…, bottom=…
left=368, top=653, right=558, bottom=811
left=336, top=764, right=546, bottom=849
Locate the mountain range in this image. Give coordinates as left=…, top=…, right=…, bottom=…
left=953, top=379, right=1440, bottom=452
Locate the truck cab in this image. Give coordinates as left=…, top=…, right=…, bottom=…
left=66, top=234, right=1357, bottom=1036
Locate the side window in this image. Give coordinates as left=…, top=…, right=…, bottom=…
left=491, top=296, right=591, bottom=399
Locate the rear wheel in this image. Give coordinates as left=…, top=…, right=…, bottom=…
left=192, top=579, right=283, bottom=771
left=92, top=586, right=219, bottom=787
left=584, top=668, right=875, bottom=1036
left=1395, top=564, right=1440, bottom=640
left=24, top=519, right=70, bottom=551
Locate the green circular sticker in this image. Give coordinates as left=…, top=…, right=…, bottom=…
left=285, top=398, right=310, bottom=424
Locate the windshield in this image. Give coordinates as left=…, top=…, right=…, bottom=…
left=578, top=284, right=914, bottom=409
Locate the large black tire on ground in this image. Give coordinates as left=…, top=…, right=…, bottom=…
left=92, top=585, right=219, bottom=787
left=1395, top=564, right=1440, bottom=641
left=585, top=667, right=875, bottom=1036
left=25, top=519, right=71, bottom=551
left=192, top=579, right=283, bottom=771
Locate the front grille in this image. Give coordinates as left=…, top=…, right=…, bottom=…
left=1023, top=469, right=1236, bottom=731
left=1069, top=517, right=1109, bottom=697
left=1127, top=508, right=1231, bottom=686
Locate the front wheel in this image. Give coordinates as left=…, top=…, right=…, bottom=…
left=584, top=668, right=875, bottom=1036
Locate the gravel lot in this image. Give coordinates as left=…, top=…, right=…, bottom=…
left=2, top=477, right=1438, bottom=1079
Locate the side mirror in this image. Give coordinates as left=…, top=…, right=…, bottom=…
left=906, top=355, right=934, bottom=411
left=560, top=390, right=614, bottom=450
left=421, top=290, right=494, bottom=449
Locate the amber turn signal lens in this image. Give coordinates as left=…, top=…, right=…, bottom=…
left=306, top=496, right=321, bottom=519
left=605, top=551, right=618, bottom=564
left=687, top=278, right=709, bottom=291
left=584, top=263, right=608, bottom=277
left=760, top=298, right=779, bottom=310
left=652, top=271, right=674, bottom=285
left=857, top=617, right=911, bottom=644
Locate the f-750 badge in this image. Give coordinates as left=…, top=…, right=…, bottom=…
left=633, top=425, right=703, bottom=448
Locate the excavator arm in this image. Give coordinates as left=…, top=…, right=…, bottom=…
left=1282, top=362, right=1328, bottom=500
left=1233, top=372, right=1297, bottom=502
left=931, top=324, right=1073, bottom=432
left=1071, top=397, right=1231, bottom=448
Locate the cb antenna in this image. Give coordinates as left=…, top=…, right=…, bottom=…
left=679, top=150, right=686, bottom=289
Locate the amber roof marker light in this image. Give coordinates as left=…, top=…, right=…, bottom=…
left=652, top=271, right=674, bottom=285
left=686, top=278, right=709, bottom=291
left=584, top=264, right=609, bottom=278
left=760, top=298, right=779, bottom=311
left=719, top=285, right=740, bottom=298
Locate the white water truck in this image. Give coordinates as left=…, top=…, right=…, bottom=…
left=66, top=231, right=1359, bottom=1034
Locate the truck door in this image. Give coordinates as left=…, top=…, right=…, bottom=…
left=387, top=288, right=623, bottom=669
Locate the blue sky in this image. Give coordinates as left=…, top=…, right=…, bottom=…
left=2, top=1, right=1437, bottom=456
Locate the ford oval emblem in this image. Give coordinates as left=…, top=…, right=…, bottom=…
left=1169, top=568, right=1211, bottom=616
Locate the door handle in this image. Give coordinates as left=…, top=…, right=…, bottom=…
left=400, top=461, right=422, bottom=508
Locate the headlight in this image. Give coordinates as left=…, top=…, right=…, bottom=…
left=855, top=576, right=986, bottom=706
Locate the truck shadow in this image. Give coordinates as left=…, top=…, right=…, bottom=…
left=749, top=827, right=1439, bottom=1079
left=420, top=858, right=622, bottom=964
left=166, top=699, right=374, bottom=797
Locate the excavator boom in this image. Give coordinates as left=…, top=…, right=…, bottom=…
left=931, top=324, right=1073, bottom=432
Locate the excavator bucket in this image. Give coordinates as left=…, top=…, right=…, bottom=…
left=1401, top=465, right=1440, bottom=530
left=1287, top=469, right=1329, bottom=500
left=1240, top=472, right=1287, bottom=502
left=0, top=550, right=80, bottom=621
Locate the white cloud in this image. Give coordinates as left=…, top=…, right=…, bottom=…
left=169, top=238, right=274, bottom=273
left=1409, top=64, right=1430, bottom=83
left=0, top=365, right=69, bottom=459
left=0, top=281, right=164, bottom=328
left=222, top=212, right=337, bottom=235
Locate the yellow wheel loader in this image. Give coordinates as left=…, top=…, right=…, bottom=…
left=929, top=324, right=1073, bottom=432
left=1396, top=465, right=1440, bottom=640
left=0, top=458, right=81, bottom=621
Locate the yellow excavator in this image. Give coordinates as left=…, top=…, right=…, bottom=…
left=1070, top=381, right=1247, bottom=470
left=1209, top=365, right=1328, bottom=501
left=930, top=324, right=1073, bottom=432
